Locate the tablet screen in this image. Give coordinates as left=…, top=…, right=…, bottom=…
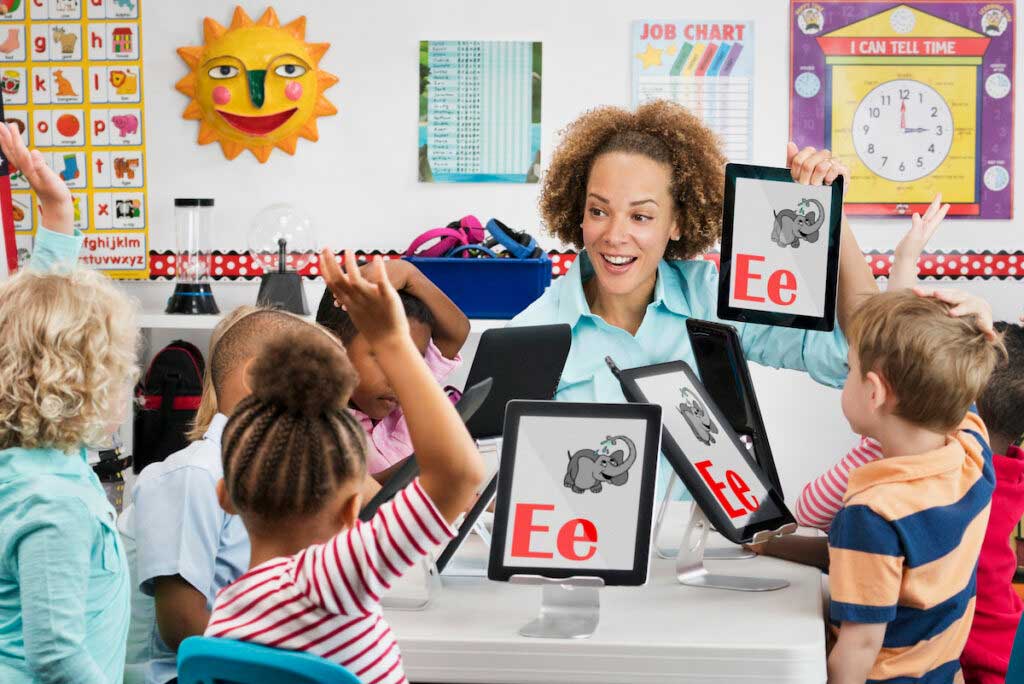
left=728, top=176, right=835, bottom=319
left=633, top=369, right=783, bottom=529
left=501, top=414, right=652, bottom=573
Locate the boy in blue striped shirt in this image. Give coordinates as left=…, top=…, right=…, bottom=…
left=828, top=289, right=1002, bottom=684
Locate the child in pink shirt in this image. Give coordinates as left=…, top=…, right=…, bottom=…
left=316, top=259, right=469, bottom=479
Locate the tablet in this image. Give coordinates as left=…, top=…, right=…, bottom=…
left=434, top=473, right=498, bottom=573
left=463, top=324, right=571, bottom=440
left=488, top=400, right=662, bottom=586
left=613, top=360, right=795, bottom=544
left=718, top=163, right=843, bottom=332
left=358, top=377, right=493, bottom=522
left=686, top=318, right=783, bottom=497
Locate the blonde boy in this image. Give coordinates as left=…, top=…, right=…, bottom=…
left=828, top=290, right=1001, bottom=684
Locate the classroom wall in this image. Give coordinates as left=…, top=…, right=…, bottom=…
left=126, top=0, right=1024, bottom=502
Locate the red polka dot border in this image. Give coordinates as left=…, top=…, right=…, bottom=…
left=144, top=251, right=1024, bottom=280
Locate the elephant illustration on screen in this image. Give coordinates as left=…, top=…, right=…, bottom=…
left=678, top=388, right=718, bottom=445
left=771, top=198, right=824, bottom=248
left=563, top=435, right=637, bottom=494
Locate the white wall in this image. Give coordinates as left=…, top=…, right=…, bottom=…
left=124, top=0, right=1024, bottom=504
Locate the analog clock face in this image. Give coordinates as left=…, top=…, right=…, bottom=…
left=852, top=79, right=953, bottom=182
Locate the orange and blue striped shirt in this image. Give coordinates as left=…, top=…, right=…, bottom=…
left=828, top=412, right=995, bottom=684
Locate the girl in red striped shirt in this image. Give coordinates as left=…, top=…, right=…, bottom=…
left=205, top=252, right=485, bottom=684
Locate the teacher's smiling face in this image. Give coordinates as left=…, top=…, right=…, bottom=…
left=582, top=151, right=681, bottom=299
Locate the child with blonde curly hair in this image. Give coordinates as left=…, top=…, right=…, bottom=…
left=0, top=122, right=139, bottom=683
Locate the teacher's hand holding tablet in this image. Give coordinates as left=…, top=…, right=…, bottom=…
left=786, top=142, right=849, bottom=189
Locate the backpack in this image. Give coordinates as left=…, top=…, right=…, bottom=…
left=133, top=340, right=205, bottom=474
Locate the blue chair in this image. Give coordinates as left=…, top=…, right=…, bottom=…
left=1008, top=611, right=1024, bottom=684
left=177, top=636, right=361, bottom=684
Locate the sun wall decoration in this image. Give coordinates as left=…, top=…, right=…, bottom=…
left=176, top=6, right=338, bottom=163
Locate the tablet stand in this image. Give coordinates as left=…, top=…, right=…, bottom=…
left=440, top=518, right=493, bottom=577
left=675, top=502, right=791, bottom=592
left=508, top=575, right=605, bottom=639
left=653, top=472, right=756, bottom=561
left=381, top=555, right=442, bottom=610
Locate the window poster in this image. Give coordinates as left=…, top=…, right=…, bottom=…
left=2, top=0, right=148, bottom=277
left=419, top=40, right=542, bottom=183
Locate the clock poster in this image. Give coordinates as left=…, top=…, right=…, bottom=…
left=790, top=1, right=1015, bottom=218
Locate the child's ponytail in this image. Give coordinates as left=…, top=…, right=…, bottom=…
left=221, top=330, right=367, bottom=518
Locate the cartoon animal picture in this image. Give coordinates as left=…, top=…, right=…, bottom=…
left=771, top=198, right=824, bottom=248
left=109, top=69, right=137, bottom=95
left=116, top=199, right=140, bottom=219
left=52, top=27, right=78, bottom=55
left=113, top=157, right=139, bottom=180
left=111, top=113, right=139, bottom=138
left=55, top=0, right=77, bottom=13
left=53, top=69, right=77, bottom=97
left=563, top=435, right=637, bottom=494
left=678, top=388, right=718, bottom=446
left=114, top=0, right=134, bottom=9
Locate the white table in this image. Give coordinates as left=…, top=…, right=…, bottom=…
left=386, top=505, right=827, bottom=684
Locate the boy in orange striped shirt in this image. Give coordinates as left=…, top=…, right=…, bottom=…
left=828, top=289, right=1002, bottom=684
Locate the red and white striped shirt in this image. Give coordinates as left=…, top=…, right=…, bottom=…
left=205, top=479, right=454, bottom=684
left=794, top=437, right=883, bottom=531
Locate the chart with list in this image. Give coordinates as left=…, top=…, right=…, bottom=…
left=632, top=21, right=754, bottom=162
left=1, top=0, right=148, bottom=278
left=419, top=40, right=541, bottom=183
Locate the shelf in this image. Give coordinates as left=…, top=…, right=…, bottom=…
left=138, top=313, right=506, bottom=333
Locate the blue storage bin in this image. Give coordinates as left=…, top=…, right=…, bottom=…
left=403, top=256, right=552, bottom=319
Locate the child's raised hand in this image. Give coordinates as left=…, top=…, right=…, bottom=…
left=0, top=122, right=73, bottom=235
left=913, top=286, right=997, bottom=341
left=787, top=141, right=849, bottom=188
left=319, top=248, right=410, bottom=347
left=889, top=194, right=949, bottom=290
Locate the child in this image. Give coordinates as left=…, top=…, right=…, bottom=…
left=0, top=121, right=137, bottom=683
left=793, top=320, right=1024, bottom=684
left=206, top=252, right=484, bottom=683
left=316, top=257, right=469, bottom=479
left=120, top=306, right=309, bottom=684
left=826, top=290, right=1001, bottom=684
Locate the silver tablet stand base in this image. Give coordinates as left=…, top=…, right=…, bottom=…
left=653, top=472, right=756, bottom=560
left=381, top=555, right=442, bottom=611
left=675, top=503, right=791, bottom=591
left=509, top=575, right=605, bottom=639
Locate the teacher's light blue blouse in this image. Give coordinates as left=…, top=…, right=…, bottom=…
left=510, top=252, right=850, bottom=497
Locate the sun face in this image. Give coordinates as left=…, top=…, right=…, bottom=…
left=176, top=6, right=338, bottom=163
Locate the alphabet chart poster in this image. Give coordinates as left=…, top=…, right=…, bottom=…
left=790, top=1, right=1015, bottom=218
left=632, top=20, right=755, bottom=162
left=419, top=40, right=542, bottom=183
left=1, top=0, right=147, bottom=278
left=502, top=415, right=651, bottom=572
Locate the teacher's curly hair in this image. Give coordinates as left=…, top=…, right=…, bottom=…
left=540, top=100, right=726, bottom=260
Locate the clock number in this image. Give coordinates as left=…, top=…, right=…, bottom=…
left=918, top=92, right=924, bottom=103
left=869, top=107, right=880, bottom=118
left=928, top=144, right=935, bottom=153
left=899, top=162, right=906, bottom=172
left=867, top=144, right=875, bottom=154
left=916, top=157, right=923, bottom=168
left=881, top=95, right=891, bottom=105
left=862, top=125, right=870, bottom=134
left=899, top=89, right=910, bottom=100
left=881, top=156, right=888, bottom=166
left=930, top=107, right=938, bottom=118
left=936, top=125, right=943, bottom=135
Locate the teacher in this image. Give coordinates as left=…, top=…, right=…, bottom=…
left=511, top=100, right=877, bottom=414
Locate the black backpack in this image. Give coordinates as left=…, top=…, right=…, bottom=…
left=133, top=340, right=205, bottom=474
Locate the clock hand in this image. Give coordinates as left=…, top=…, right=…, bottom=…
left=900, top=100, right=907, bottom=129
left=903, top=127, right=928, bottom=133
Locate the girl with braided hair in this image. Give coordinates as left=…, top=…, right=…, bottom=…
left=206, top=251, right=485, bottom=683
